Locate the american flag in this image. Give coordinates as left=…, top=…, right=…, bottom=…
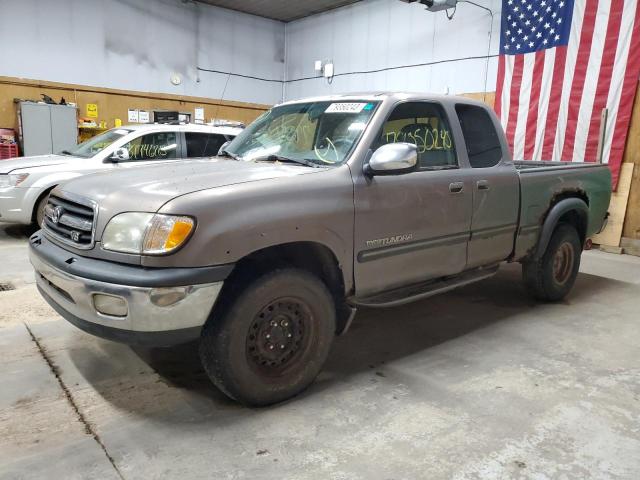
left=495, top=0, right=640, bottom=187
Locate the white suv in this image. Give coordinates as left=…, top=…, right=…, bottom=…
left=0, top=123, right=242, bottom=226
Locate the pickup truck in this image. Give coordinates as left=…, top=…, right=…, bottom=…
left=28, top=93, right=611, bottom=406
left=0, top=123, right=241, bottom=226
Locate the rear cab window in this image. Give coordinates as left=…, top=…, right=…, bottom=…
left=455, top=104, right=503, bottom=168
left=185, top=132, right=229, bottom=157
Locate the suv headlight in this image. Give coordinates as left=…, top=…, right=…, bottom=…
left=0, top=173, right=29, bottom=187
left=102, top=213, right=195, bottom=255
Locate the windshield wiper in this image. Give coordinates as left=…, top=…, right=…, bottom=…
left=218, top=149, right=242, bottom=161
left=253, top=155, right=320, bottom=168
left=59, top=150, right=73, bottom=156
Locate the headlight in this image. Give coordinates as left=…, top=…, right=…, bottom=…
left=102, top=213, right=195, bottom=255
left=0, top=173, right=29, bottom=187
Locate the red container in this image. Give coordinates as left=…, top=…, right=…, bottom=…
left=0, top=144, right=19, bottom=160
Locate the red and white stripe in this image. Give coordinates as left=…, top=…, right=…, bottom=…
left=496, top=0, right=640, bottom=188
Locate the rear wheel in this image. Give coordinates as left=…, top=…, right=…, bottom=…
left=199, top=268, right=336, bottom=406
left=522, top=223, right=582, bottom=301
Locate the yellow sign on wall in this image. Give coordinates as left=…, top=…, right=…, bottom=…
left=86, top=103, right=98, bottom=118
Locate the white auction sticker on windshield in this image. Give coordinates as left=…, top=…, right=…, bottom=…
left=325, top=103, right=368, bottom=113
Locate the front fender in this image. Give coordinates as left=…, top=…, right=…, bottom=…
left=22, top=172, right=85, bottom=220
left=142, top=167, right=356, bottom=292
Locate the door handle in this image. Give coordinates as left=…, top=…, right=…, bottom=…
left=477, top=180, right=490, bottom=191
left=449, top=182, right=464, bottom=194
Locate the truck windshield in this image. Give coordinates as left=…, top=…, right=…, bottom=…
left=58, top=128, right=133, bottom=159
left=223, top=101, right=380, bottom=166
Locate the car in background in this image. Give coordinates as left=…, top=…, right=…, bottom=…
left=0, top=123, right=243, bottom=226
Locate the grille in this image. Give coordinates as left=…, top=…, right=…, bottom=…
left=43, top=194, right=96, bottom=249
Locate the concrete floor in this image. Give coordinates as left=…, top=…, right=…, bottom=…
left=1, top=223, right=639, bottom=480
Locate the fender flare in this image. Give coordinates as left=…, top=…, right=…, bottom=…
left=31, top=185, right=58, bottom=222
left=534, top=198, right=588, bottom=259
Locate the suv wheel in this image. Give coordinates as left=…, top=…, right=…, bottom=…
left=200, top=268, right=336, bottom=406
left=35, top=193, right=50, bottom=227
left=522, top=223, right=582, bottom=301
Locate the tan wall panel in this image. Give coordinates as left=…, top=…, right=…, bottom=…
left=593, top=163, right=634, bottom=247
left=460, top=91, right=496, bottom=108
left=622, top=84, right=640, bottom=239
left=0, top=76, right=271, bottom=135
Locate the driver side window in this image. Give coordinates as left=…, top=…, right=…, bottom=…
left=122, top=132, right=178, bottom=161
left=377, top=102, right=457, bottom=170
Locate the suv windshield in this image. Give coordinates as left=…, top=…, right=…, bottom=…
left=59, top=128, right=132, bottom=159
left=224, top=101, right=380, bottom=166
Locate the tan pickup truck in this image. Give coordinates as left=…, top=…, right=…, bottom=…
left=29, top=93, right=611, bottom=406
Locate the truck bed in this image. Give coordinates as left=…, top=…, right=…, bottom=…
left=512, top=161, right=611, bottom=260
left=514, top=160, right=608, bottom=172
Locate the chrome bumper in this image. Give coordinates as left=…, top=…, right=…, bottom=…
left=30, top=246, right=223, bottom=345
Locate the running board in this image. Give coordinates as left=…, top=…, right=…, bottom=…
left=349, top=265, right=499, bottom=308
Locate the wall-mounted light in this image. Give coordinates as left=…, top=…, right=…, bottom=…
left=323, top=63, right=334, bottom=80
left=314, top=60, right=335, bottom=84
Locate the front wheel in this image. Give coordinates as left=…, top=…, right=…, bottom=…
left=34, top=193, right=50, bottom=227
left=199, top=268, right=336, bottom=406
left=522, top=223, right=582, bottom=301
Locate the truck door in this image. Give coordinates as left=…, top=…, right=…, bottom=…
left=353, top=101, right=473, bottom=297
left=454, top=104, right=519, bottom=268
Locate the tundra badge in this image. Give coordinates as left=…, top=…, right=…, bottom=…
left=366, top=234, right=413, bottom=248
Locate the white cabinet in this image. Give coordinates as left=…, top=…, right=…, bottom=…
left=19, top=102, right=77, bottom=156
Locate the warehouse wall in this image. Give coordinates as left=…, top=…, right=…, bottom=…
left=0, top=76, right=270, bottom=136
left=0, top=0, right=285, bottom=105
left=283, top=0, right=502, bottom=101
left=0, top=0, right=504, bottom=106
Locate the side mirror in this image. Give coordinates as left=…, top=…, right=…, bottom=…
left=364, top=143, right=418, bottom=176
left=218, top=141, right=231, bottom=156
left=110, top=147, right=130, bottom=162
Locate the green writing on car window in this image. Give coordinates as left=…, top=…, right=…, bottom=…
left=314, top=137, right=339, bottom=164
left=385, top=127, right=453, bottom=153
left=127, top=144, right=170, bottom=160
left=268, top=115, right=304, bottom=142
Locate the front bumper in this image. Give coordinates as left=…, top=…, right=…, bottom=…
left=29, top=232, right=233, bottom=346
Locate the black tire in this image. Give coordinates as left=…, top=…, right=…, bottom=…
left=522, top=223, right=582, bottom=301
left=199, top=268, right=336, bottom=406
left=34, top=193, right=50, bottom=227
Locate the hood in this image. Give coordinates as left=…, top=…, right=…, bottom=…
left=0, top=154, right=76, bottom=174
left=57, top=157, right=324, bottom=220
